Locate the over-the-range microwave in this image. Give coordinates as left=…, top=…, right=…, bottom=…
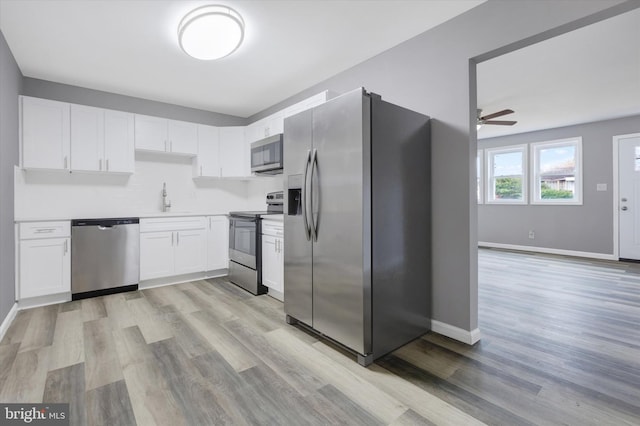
left=250, top=134, right=283, bottom=174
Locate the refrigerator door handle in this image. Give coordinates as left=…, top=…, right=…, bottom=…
left=302, top=149, right=312, bottom=240
left=310, top=148, right=318, bottom=241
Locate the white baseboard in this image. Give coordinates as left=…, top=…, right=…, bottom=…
left=478, top=241, right=617, bottom=261
left=139, top=269, right=228, bottom=290
left=0, top=303, right=19, bottom=342
left=18, top=292, right=71, bottom=310
left=431, top=320, right=481, bottom=345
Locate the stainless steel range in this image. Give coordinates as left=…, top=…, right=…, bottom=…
left=228, top=191, right=283, bottom=294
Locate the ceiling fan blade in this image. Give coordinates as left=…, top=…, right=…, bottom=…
left=480, top=109, right=514, bottom=121
left=484, top=120, right=517, bottom=126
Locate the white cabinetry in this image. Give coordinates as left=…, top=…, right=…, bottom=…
left=283, top=91, right=329, bottom=118
left=261, top=219, right=283, bottom=301
left=20, top=96, right=70, bottom=171
left=71, top=105, right=134, bottom=173
left=134, top=115, right=198, bottom=156
left=207, top=216, right=228, bottom=271
left=140, top=217, right=207, bottom=280
left=18, top=221, right=71, bottom=300
left=219, top=126, right=248, bottom=177
left=194, top=125, right=220, bottom=177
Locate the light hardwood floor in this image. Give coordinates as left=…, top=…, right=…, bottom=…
left=1, top=248, right=639, bottom=425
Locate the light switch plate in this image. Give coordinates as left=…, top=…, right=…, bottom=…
left=596, top=183, right=607, bottom=191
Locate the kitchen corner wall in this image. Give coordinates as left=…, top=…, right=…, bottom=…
left=0, top=30, right=22, bottom=325
left=478, top=115, right=640, bottom=255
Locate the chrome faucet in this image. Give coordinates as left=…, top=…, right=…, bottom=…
left=162, top=182, right=171, bottom=212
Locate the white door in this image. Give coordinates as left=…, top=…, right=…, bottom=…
left=135, top=114, right=167, bottom=152
left=197, top=125, right=221, bottom=177
left=261, top=234, right=278, bottom=289
left=20, top=237, right=70, bottom=298
left=207, top=216, right=228, bottom=270
left=70, top=104, right=104, bottom=172
left=21, top=97, right=70, bottom=170
left=167, top=120, right=198, bottom=155
left=104, top=110, right=134, bottom=173
left=619, top=134, right=640, bottom=260
left=174, top=230, right=207, bottom=275
left=219, top=126, right=247, bottom=177
left=140, top=231, right=174, bottom=280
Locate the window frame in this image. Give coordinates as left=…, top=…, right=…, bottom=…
left=485, top=144, right=528, bottom=205
left=530, top=137, right=583, bottom=205
left=477, top=149, right=484, bottom=204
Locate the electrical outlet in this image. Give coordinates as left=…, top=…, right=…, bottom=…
left=528, top=230, right=535, bottom=239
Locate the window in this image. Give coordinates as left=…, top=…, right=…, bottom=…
left=477, top=149, right=483, bottom=204
left=531, top=138, right=582, bottom=204
left=486, top=145, right=527, bottom=204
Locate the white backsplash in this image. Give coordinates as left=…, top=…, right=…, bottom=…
left=14, top=155, right=283, bottom=220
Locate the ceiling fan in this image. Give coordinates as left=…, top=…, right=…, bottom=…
left=477, top=108, right=517, bottom=128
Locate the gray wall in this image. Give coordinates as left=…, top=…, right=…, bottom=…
left=0, top=30, right=23, bottom=325
left=478, top=115, right=640, bottom=254
left=23, top=78, right=246, bottom=127
left=251, top=0, right=638, bottom=332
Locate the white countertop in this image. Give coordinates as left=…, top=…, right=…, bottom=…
left=15, top=211, right=230, bottom=222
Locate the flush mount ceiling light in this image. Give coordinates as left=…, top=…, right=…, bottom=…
left=178, top=4, right=245, bottom=60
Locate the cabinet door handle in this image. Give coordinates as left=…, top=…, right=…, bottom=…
left=200, top=165, right=203, bottom=176
left=209, top=217, right=212, bottom=229
left=170, top=141, right=173, bottom=152
left=64, top=240, right=68, bottom=254
left=165, top=140, right=167, bottom=152
left=99, top=158, right=102, bottom=171
left=106, top=159, right=110, bottom=171
left=64, top=156, right=68, bottom=169
left=171, top=232, right=174, bottom=246
left=177, top=232, right=179, bottom=246
left=35, top=228, right=55, bottom=233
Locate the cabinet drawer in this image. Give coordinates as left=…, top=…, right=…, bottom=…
left=262, top=220, right=283, bottom=237
left=19, top=221, right=70, bottom=240
left=140, top=216, right=206, bottom=232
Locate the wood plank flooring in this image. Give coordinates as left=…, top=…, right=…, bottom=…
left=1, top=248, right=640, bottom=425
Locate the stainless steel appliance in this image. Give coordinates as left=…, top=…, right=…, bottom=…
left=71, top=217, right=140, bottom=300
left=284, top=88, right=431, bottom=366
left=251, top=134, right=283, bottom=174
left=228, top=192, right=283, bottom=294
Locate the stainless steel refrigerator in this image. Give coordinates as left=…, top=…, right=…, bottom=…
left=284, top=88, right=431, bottom=366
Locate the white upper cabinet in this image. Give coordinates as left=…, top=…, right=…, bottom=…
left=167, top=120, right=198, bottom=155
left=219, top=126, right=248, bottom=177
left=70, top=104, right=103, bottom=171
left=103, top=110, right=135, bottom=173
left=134, top=114, right=167, bottom=152
left=71, top=105, right=134, bottom=173
left=245, top=112, right=284, bottom=144
left=283, top=91, right=329, bottom=118
left=21, top=96, right=70, bottom=170
left=195, top=125, right=221, bottom=177
left=134, top=114, right=197, bottom=156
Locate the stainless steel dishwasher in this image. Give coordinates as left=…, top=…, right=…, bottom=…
left=71, top=218, right=140, bottom=300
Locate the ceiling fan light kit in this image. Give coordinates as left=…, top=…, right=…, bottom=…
left=178, top=4, right=245, bottom=60
left=477, top=108, right=517, bottom=128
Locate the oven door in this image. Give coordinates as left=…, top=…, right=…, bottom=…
left=229, top=216, right=257, bottom=269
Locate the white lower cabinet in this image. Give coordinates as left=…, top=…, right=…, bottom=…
left=207, top=216, right=229, bottom=271
left=18, top=221, right=71, bottom=299
left=140, top=217, right=207, bottom=280
left=261, top=220, right=283, bottom=300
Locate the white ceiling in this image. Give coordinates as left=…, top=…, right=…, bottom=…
left=477, top=7, right=640, bottom=139
left=0, top=0, right=484, bottom=118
